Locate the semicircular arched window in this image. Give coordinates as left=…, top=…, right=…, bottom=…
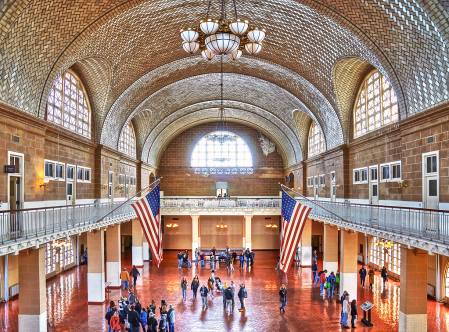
left=46, top=71, right=91, bottom=138
left=308, top=121, right=325, bottom=157
left=119, top=122, right=136, bottom=159
left=354, top=70, right=398, bottom=138
left=191, top=131, right=252, bottom=168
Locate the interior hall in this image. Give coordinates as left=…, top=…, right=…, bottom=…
left=0, top=0, right=449, bottom=331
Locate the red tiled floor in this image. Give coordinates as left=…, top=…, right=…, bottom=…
left=1, top=250, right=448, bottom=331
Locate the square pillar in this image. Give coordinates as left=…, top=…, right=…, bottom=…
left=18, top=248, right=47, bottom=332
left=88, top=230, right=105, bottom=304
left=143, top=242, right=150, bottom=261
left=300, top=219, right=312, bottom=267
left=399, top=246, right=428, bottom=332
left=192, top=215, right=199, bottom=255
left=132, top=219, right=144, bottom=267
left=244, top=215, right=252, bottom=251
left=340, top=230, right=358, bottom=301
left=323, top=224, right=339, bottom=273
left=106, top=225, right=121, bottom=288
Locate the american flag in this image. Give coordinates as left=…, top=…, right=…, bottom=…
left=279, top=189, right=312, bottom=274
left=131, top=184, right=163, bottom=267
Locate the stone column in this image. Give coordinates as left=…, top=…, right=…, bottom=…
left=3, top=254, right=9, bottom=302
left=340, top=230, right=358, bottom=301
left=18, top=248, right=47, bottom=332
left=87, top=230, right=105, bottom=304
left=300, top=219, right=312, bottom=266
left=106, top=225, right=121, bottom=288
left=323, top=224, right=338, bottom=273
left=191, top=215, right=199, bottom=255
left=399, top=246, right=428, bottom=332
left=132, top=219, right=144, bottom=267
left=244, top=215, right=252, bottom=251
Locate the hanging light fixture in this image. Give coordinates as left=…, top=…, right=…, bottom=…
left=266, top=223, right=278, bottom=228
left=180, top=0, right=266, bottom=60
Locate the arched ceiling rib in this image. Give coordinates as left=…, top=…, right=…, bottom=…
left=147, top=109, right=296, bottom=167
left=139, top=100, right=303, bottom=167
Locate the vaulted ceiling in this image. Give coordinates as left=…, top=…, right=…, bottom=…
left=0, top=0, right=448, bottom=167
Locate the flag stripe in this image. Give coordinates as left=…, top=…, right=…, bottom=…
left=280, top=205, right=303, bottom=266
left=132, top=201, right=160, bottom=263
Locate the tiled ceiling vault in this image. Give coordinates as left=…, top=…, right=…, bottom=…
left=0, top=0, right=448, bottom=167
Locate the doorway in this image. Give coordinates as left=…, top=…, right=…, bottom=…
left=8, top=152, right=24, bottom=211
left=9, top=177, right=21, bottom=210
left=423, top=151, right=439, bottom=209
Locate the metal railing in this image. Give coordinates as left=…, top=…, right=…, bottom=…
left=161, top=197, right=282, bottom=209
left=0, top=200, right=137, bottom=245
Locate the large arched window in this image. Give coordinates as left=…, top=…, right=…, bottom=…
left=46, top=71, right=91, bottom=138
left=119, top=122, right=136, bottom=158
left=191, top=131, right=252, bottom=172
left=354, top=70, right=398, bottom=138
left=308, top=122, right=325, bottom=157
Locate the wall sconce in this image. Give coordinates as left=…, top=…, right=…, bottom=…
left=166, top=223, right=178, bottom=228
left=398, top=180, right=408, bottom=188
left=101, top=184, right=108, bottom=189
left=266, top=223, right=278, bottom=228
left=216, top=223, right=228, bottom=228
left=40, top=179, right=50, bottom=187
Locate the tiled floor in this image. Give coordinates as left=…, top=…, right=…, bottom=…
left=1, top=250, right=448, bottom=331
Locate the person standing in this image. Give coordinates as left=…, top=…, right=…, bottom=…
left=147, top=311, right=158, bottom=332
left=232, top=250, right=237, bottom=261
left=250, top=250, right=255, bottom=266
left=195, top=248, right=200, bottom=265
left=239, top=253, right=244, bottom=269
left=313, top=250, right=317, bottom=263
left=149, top=248, right=153, bottom=262
left=315, top=269, right=326, bottom=287
left=224, top=287, right=233, bottom=315
left=140, top=307, right=147, bottom=332
left=105, top=305, right=119, bottom=332
left=167, top=304, right=175, bottom=332
left=158, top=309, right=168, bottom=332
left=149, top=300, right=156, bottom=315
left=230, top=281, right=236, bottom=309
left=351, top=299, right=358, bottom=328
left=128, top=290, right=135, bottom=305
left=120, top=268, right=129, bottom=290
left=319, top=270, right=328, bottom=295
left=177, top=251, right=182, bottom=268
left=200, top=252, right=205, bottom=267
left=110, top=311, right=121, bottom=332
left=275, top=255, right=280, bottom=270
left=84, top=249, right=88, bottom=265
left=295, top=246, right=300, bottom=264
left=341, top=295, right=351, bottom=329
left=208, top=276, right=214, bottom=299
left=335, top=270, right=341, bottom=295
left=191, top=275, right=200, bottom=299
left=359, top=265, right=367, bottom=288
left=311, top=262, right=318, bottom=282
left=118, top=296, right=125, bottom=316
left=229, top=255, right=235, bottom=272
left=135, top=298, right=142, bottom=313
left=340, top=291, right=349, bottom=325
left=127, top=305, right=141, bottom=332
left=279, top=284, right=287, bottom=313
left=238, top=283, right=247, bottom=312
left=181, top=277, right=188, bottom=300
left=327, top=272, right=336, bottom=297
left=368, top=267, right=375, bottom=290
left=381, top=266, right=388, bottom=285
left=210, top=253, right=215, bottom=270
left=211, top=247, right=217, bottom=259
left=200, top=284, right=209, bottom=308
left=129, top=265, right=141, bottom=286
left=245, top=249, right=250, bottom=266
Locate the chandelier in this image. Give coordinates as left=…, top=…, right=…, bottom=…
left=51, top=239, right=71, bottom=247
left=266, top=223, right=278, bottom=228
left=180, top=0, right=266, bottom=60
left=166, top=223, right=179, bottom=228
left=216, top=223, right=228, bottom=228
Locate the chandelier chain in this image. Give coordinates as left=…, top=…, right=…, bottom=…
left=206, top=0, right=212, bottom=19
left=233, top=0, right=238, bottom=19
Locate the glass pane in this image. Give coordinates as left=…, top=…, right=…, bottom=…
left=429, top=179, right=438, bottom=196
left=432, top=155, right=437, bottom=173
left=427, top=157, right=432, bottom=174
left=373, top=184, right=378, bottom=197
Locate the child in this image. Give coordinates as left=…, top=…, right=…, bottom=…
left=229, top=255, right=235, bottom=272
left=351, top=299, right=358, bottom=328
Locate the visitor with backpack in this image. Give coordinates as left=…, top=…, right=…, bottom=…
left=167, top=304, right=175, bottom=332
left=180, top=277, right=188, bottom=300
left=140, top=307, right=147, bottom=332
left=147, top=311, right=158, bottom=332
left=105, top=305, right=120, bottom=332
left=191, top=275, right=200, bottom=299
left=279, top=284, right=287, bottom=313
left=238, top=283, right=247, bottom=311
left=200, top=284, right=209, bottom=308
left=134, top=298, right=142, bottom=314
left=239, top=253, right=244, bottom=269
left=335, top=270, right=341, bottom=295
left=123, top=301, right=130, bottom=321
left=311, top=262, right=318, bottom=283
left=359, top=265, right=367, bottom=288
left=368, top=267, right=375, bottom=290
left=127, top=305, right=141, bottom=332
left=327, top=272, right=336, bottom=297
left=158, top=309, right=168, bottom=332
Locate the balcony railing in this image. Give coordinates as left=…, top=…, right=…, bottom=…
left=0, top=200, right=137, bottom=245
left=161, top=198, right=282, bottom=209
left=294, top=197, right=449, bottom=244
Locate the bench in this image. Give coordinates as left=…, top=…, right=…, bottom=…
left=198, top=248, right=245, bottom=260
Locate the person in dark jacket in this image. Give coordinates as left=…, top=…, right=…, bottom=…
left=177, top=251, right=182, bottom=268
left=123, top=301, right=130, bottom=321
left=250, top=251, right=255, bottom=266
left=167, top=305, right=175, bottom=332
left=191, top=275, right=200, bottom=299
left=200, top=284, right=209, bottom=308
left=134, top=298, right=142, bottom=314
left=238, top=284, right=247, bottom=311
left=359, top=265, right=367, bottom=288
left=315, top=270, right=325, bottom=287
left=147, top=311, right=158, bottom=332
left=327, top=272, right=336, bottom=297
left=279, top=284, right=287, bottom=313
left=311, top=262, right=318, bottom=283
left=129, top=265, right=141, bottom=286
left=351, top=299, right=358, bottom=328
left=105, top=306, right=121, bottom=331
left=127, top=305, right=141, bottom=332
left=275, top=255, right=280, bottom=270
left=239, top=253, right=244, bottom=269
left=381, top=266, right=388, bottom=285
left=245, top=249, right=250, bottom=266
left=149, top=300, right=156, bottom=314
left=224, top=287, right=233, bottom=315
left=128, top=290, right=135, bottom=304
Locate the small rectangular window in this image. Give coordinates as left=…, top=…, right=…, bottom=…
left=370, top=167, right=378, bottom=181
left=381, top=165, right=390, bottom=181
left=77, top=168, right=83, bottom=181
left=109, top=172, right=113, bottom=184
left=331, top=172, right=335, bottom=183
left=426, top=155, right=437, bottom=174
left=391, top=163, right=401, bottom=180
left=67, top=166, right=75, bottom=180
left=319, top=175, right=325, bottom=185
left=84, top=169, right=90, bottom=182
left=354, top=170, right=360, bottom=182
left=314, top=176, right=318, bottom=185
left=55, top=164, right=64, bottom=180
left=10, top=156, right=21, bottom=174
left=361, top=169, right=368, bottom=182
left=44, top=162, right=54, bottom=178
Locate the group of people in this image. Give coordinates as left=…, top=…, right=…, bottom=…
left=193, top=247, right=255, bottom=270
left=120, top=266, right=141, bottom=289
left=105, top=296, right=176, bottom=332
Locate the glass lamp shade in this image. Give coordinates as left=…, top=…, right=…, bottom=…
left=180, top=28, right=199, bottom=42
left=245, top=42, right=262, bottom=54
left=199, top=19, right=220, bottom=34
left=182, top=41, right=200, bottom=54
left=229, top=19, right=249, bottom=35
left=228, top=49, right=242, bottom=61
left=205, top=33, right=240, bottom=55
left=201, top=48, right=216, bottom=60
left=247, top=27, right=266, bottom=43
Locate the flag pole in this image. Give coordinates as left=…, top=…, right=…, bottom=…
left=280, top=184, right=348, bottom=222
left=98, top=178, right=161, bottom=222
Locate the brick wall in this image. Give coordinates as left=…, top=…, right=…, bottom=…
left=158, top=122, right=285, bottom=196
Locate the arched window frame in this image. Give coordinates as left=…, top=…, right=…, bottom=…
left=354, top=70, right=398, bottom=138
left=46, top=70, right=92, bottom=138
left=119, top=122, right=137, bottom=159
left=308, top=121, right=325, bottom=157
left=191, top=131, right=253, bottom=175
